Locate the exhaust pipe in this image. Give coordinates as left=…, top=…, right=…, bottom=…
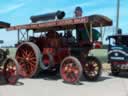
left=30, top=10, right=65, bottom=23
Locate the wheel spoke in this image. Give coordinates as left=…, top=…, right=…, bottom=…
left=61, top=57, right=82, bottom=84
left=27, top=51, right=34, bottom=57
left=29, top=57, right=36, bottom=61
left=89, top=71, right=97, bottom=76
left=83, top=57, right=101, bottom=81
left=16, top=56, right=24, bottom=61
left=16, top=43, right=40, bottom=78
left=4, top=59, right=18, bottom=84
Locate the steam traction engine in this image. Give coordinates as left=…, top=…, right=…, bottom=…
left=108, top=35, right=128, bottom=76
left=0, top=22, right=19, bottom=85
left=6, top=12, right=112, bottom=84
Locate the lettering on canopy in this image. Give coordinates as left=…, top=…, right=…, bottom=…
left=6, top=17, right=88, bottom=31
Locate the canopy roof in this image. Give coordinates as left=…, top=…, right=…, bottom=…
left=0, top=21, right=10, bottom=28
left=6, top=14, right=112, bottom=32
left=108, top=35, right=128, bottom=45
left=108, top=35, right=128, bottom=39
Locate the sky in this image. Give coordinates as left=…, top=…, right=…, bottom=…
left=0, top=0, right=127, bottom=46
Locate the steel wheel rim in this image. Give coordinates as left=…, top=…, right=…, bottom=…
left=4, top=58, right=18, bottom=84
left=61, top=59, right=80, bottom=83
left=16, top=43, right=38, bottom=77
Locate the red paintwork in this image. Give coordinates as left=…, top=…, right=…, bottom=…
left=16, top=44, right=37, bottom=77
left=34, top=31, right=71, bottom=65
left=4, top=67, right=17, bottom=84
left=6, top=15, right=112, bottom=31
left=7, top=17, right=88, bottom=31
left=0, top=60, right=18, bottom=84
left=112, top=61, right=128, bottom=65
left=42, top=48, right=70, bottom=65
left=60, top=58, right=80, bottom=83
left=93, top=41, right=102, bottom=49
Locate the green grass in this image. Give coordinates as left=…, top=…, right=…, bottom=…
left=1, top=48, right=16, bottom=57
left=90, top=49, right=108, bottom=63
left=7, top=48, right=16, bottom=57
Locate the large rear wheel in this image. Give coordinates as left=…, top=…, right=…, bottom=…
left=3, top=58, right=19, bottom=85
left=16, top=42, right=41, bottom=78
left=60, top=56, right=82, bottom=84
left=83, top=56, right=102, bottom=81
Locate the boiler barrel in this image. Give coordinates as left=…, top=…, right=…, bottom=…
left=30, top=10, right=65, bottom=23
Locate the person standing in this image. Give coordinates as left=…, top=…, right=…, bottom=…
left=74, top=6, right=83, bottom=17
left=74, top=6, right=101, bottom=59
left=74, top=6, right=90, bottom=43
left=74, top=6, right=101, bottom=43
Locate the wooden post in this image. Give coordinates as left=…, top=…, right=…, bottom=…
left=100, top=24, right=103, bottom=42
left=84, top=23, right=90, bottom=40
left=18, top=29, right=20, bottom=43
left=90, top=23, right=93, bottom=42
left=26, top=30, right=29, bottom=41
left=116, top=0, right=120, bottom=34
left=33, top=31, right=34, bottom=37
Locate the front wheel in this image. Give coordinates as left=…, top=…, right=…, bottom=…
left=60, top=56, right=82, bottom=84
left=83, top=56, right=102, bottom=81
left=3, top=58, right=19, bottom=85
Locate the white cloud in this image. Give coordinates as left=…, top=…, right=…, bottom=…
left=0, top=3, right=25, bottom=14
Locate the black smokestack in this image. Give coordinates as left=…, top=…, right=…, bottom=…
left=30, top=10, right=65, bottom=23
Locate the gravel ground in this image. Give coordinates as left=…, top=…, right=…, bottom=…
left=0, top=71, right=128, bottom=96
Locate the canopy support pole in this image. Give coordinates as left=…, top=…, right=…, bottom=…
left=84, top=23, right=90, bottom=41
left=33, top=31, right=35, bottom=37
left=100, top=24, right=103, bottom=42
left=90, top=23, right=93, bottom=42
left=18, top=29, right=20, bottom=43
left=26, top=30, right=29, bottom=40
left=17, top=29, right=29, bottom=42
